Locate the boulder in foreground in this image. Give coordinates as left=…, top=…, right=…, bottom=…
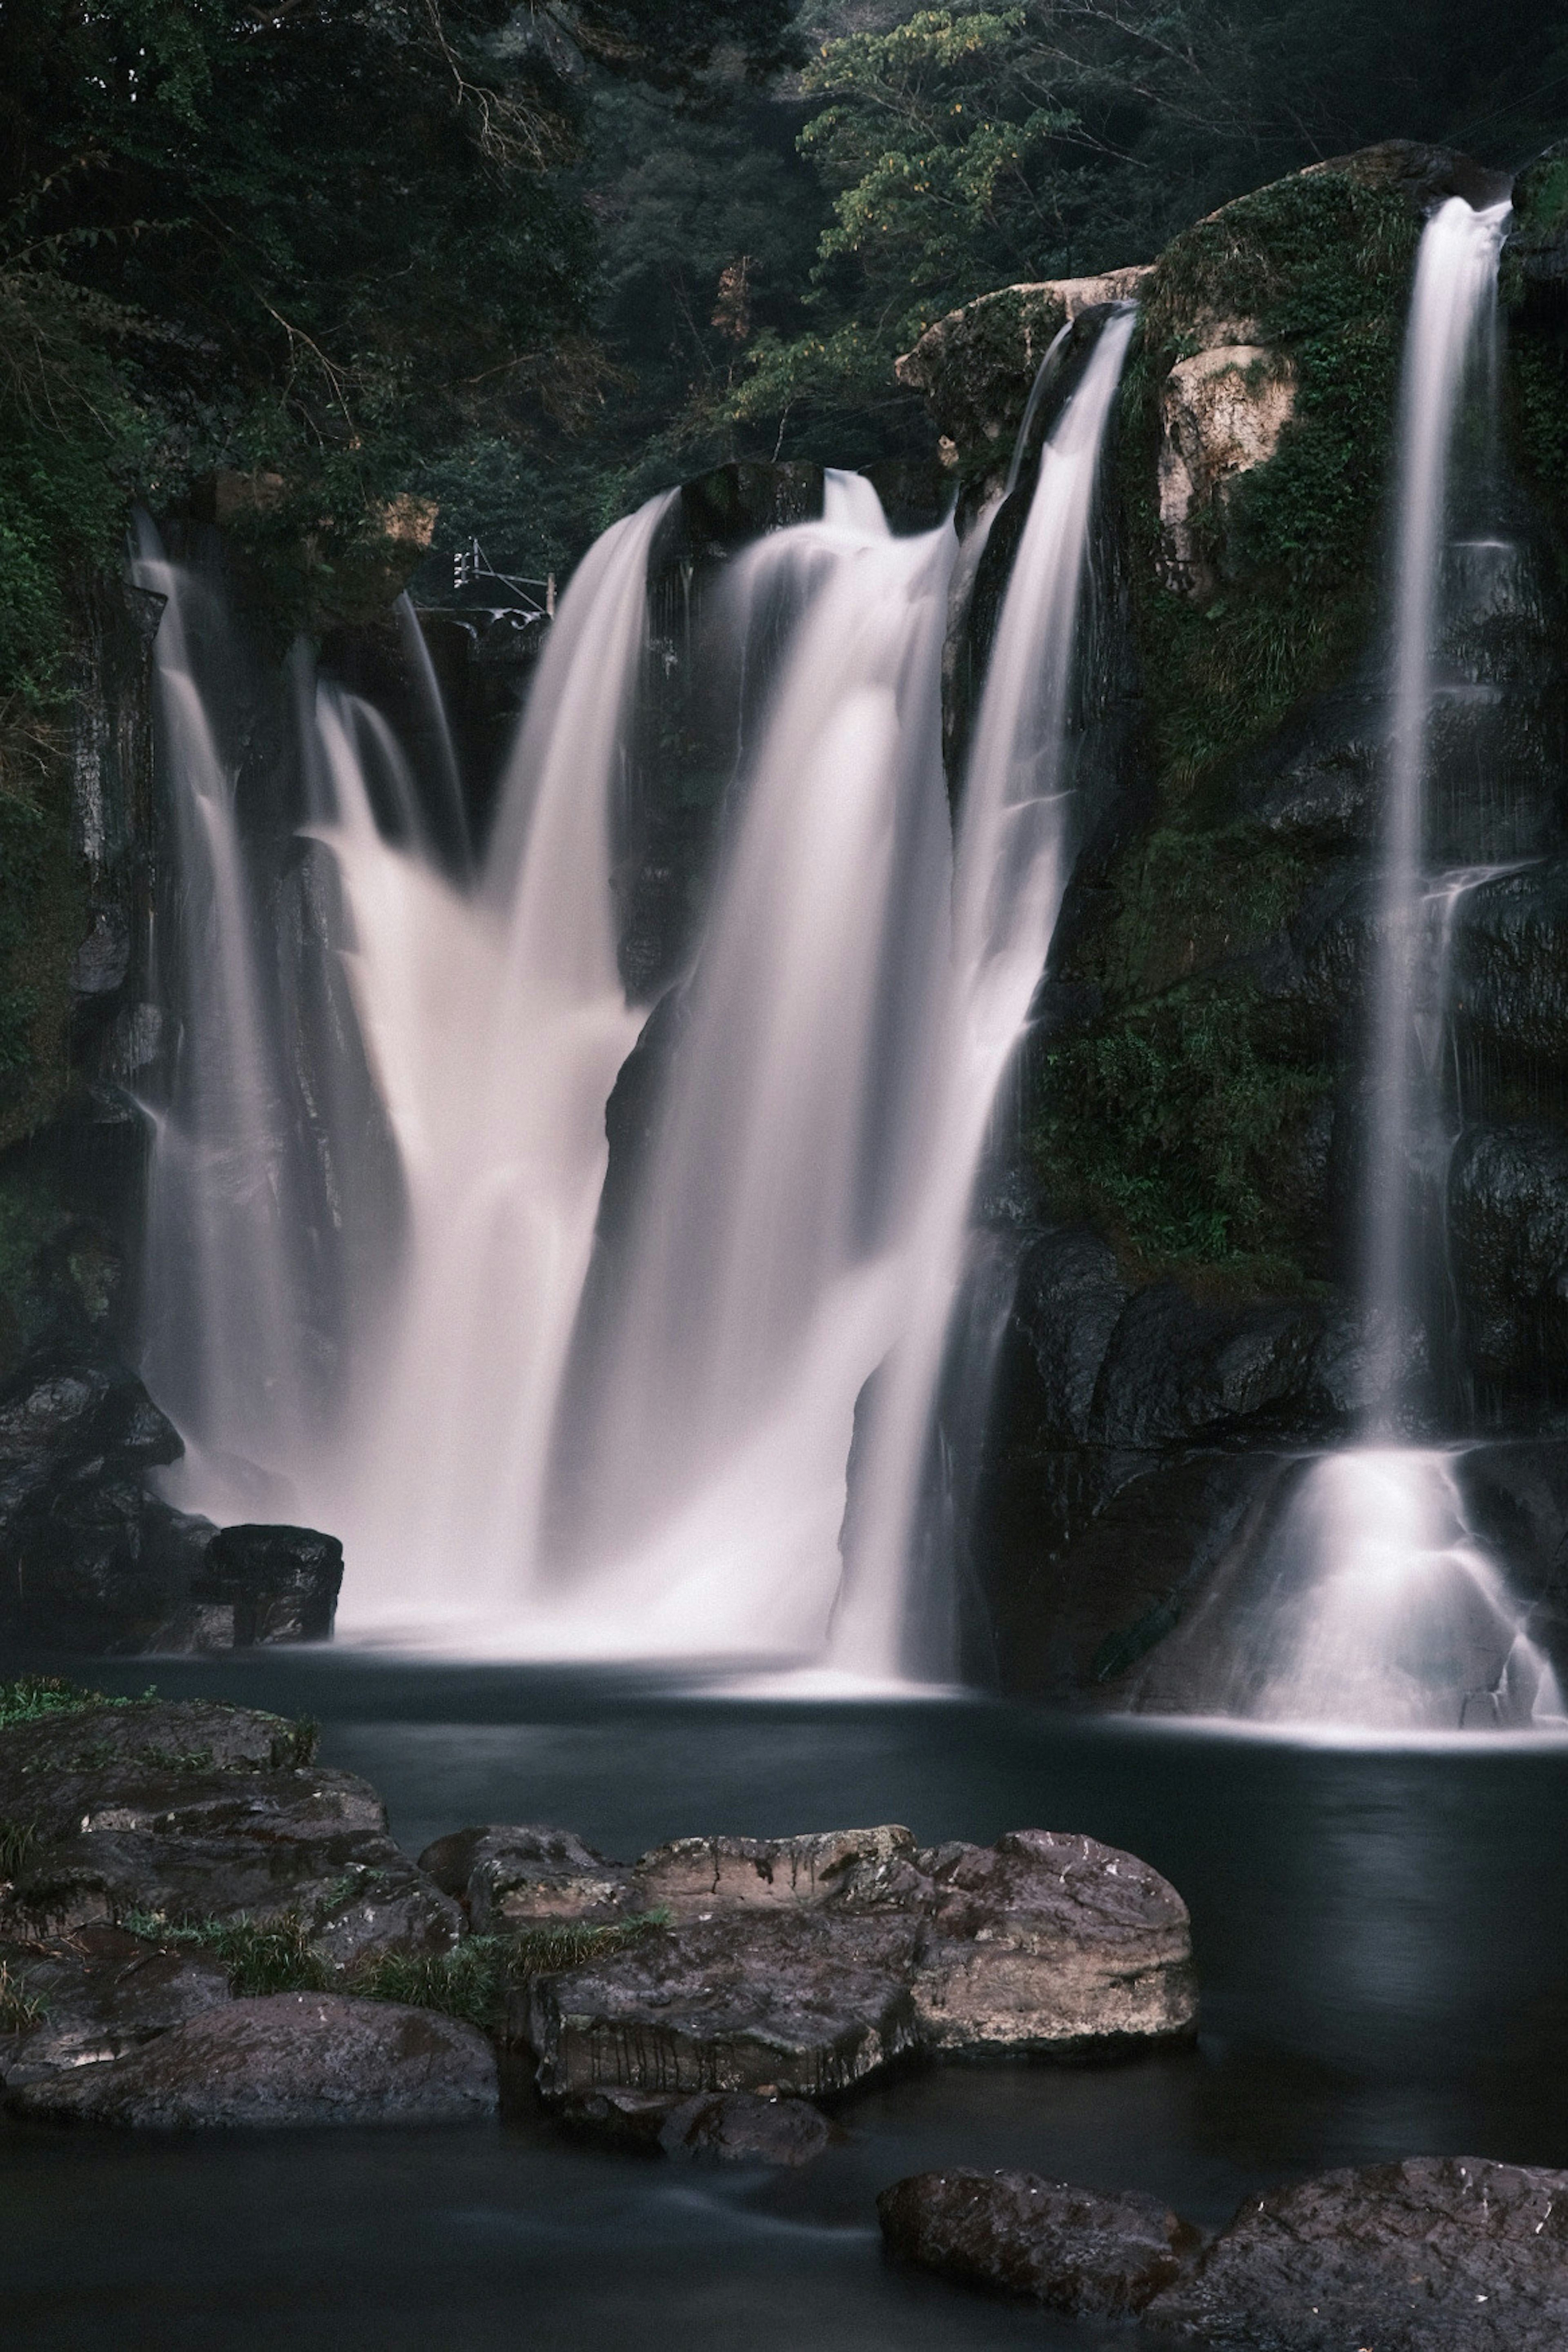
left=559, top=2083, right=837, bottom=2165
left=9, top=1992, right=498, bottom=2127
left=1146, top=2154, right=1568, bottom=2348
left=878, top=2169, right=1199, bottom=2318
left=524, top=1908, right=920, bottom=2099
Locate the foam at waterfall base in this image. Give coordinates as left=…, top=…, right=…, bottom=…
left=1191, top=1449, right=1568, bottom=1736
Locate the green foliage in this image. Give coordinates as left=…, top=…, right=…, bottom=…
left=0, top=1957, right=45, bottom=2031
left=0, top=1816, right=40, bottom=1879
left=1126, top=167, right=1418, bottom=793
left=0, top=1674, right=130, bottom=1729
left=120, top=1908, right=332, bottom=1998
left=1036, top=974, right=1330, bottom=1274
left=118, top=1907, right=670, bottom=2026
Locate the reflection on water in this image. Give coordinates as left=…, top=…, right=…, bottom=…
left=4, top=1655, right=1568, bottom=2348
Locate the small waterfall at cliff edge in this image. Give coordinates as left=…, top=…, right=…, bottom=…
left=1222, top=196, right=1567, bottom=1732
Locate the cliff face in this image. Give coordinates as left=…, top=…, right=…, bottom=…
left=905, top=141, right=1568, bottom=1698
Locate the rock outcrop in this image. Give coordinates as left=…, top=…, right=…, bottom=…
left=10, top=1991, right=498, bottom=2129
left=0, top=1696, right=460, bottom=1973
left=881, top=2154, right=1568, bottom=2346
left=878, top=2169, right=1200, bottom=2318
left=1147, top=2155, right=1568, bottom=2348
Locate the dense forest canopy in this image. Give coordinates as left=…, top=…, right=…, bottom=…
left=2, top=0, right=1566, bottom=690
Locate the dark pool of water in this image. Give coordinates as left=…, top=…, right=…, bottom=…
left=6, top=1652, right=1568, bottom=2349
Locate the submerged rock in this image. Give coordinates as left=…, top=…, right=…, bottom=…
left=878, top=2168, right=1199, bottom=2317
left=9, top=1991, right=498, bottom=2128
left=1146, top=2154, right=1568, bottom=2348
left=558, top=2082, right=837, bottom=2165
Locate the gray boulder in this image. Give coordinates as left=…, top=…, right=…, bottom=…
left=9, top=1991, right=498, bottom=2128
left=0, top=1923, right=232, bottom=2087
left=910, top=1830, right=1197, bottom=2055
left=557, top=2082, right=837, bottom=2165
left=0, top=1697, right=460, bottom=1971
left=634, top=1824, right=922, bottom=1919
left=1147, top=2155, right=1568, bottom=2348
left=523, top=1908, right=920, bottom=2100
left=419, top=1824, right=637, bottom=1931
left=878, top=2167, right=1200, bottom=2317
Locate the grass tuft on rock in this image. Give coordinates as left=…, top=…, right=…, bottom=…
left=0, top=1675, right=140, bottom=1729
left=0, top=1815, right=40, bottom=1879
left=0, top=1957, right=45, bottom=2031
left=119, top=1910, right=334, bottom=1998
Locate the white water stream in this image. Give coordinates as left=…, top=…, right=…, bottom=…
left=1230, top=196, right=1564, bottom=1731
left=139, top=321, right=1136, bottom=1672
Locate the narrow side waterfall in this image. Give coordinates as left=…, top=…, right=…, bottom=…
left=1217, top=197, right=1565, bottom=1732
left=551, top=482, right=958, bottom=1659
left=1362, top=196, right=1513, bottom=1422
left=832, top=306, right=1138, bottom=1677
left=134, top=524, right=325, bottom=1495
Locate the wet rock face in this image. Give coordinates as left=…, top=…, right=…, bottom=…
left=0, top=1924, right=232, bottom=2089
left=911, top=1830, right=1195, bottom=2055
left=9, top=1992, right=499, bottom=2129
left=1146, top=2155, right=1568, bottom=2348
left=524, top=1908, right=922, bottom=2100
left=508, top=1821, right=1194, bottom=2096
left=0, top=1327, right=343, bottom=1653
left=1158, top=343, right=1296, bottom=599
left=878, top=2168, right=1200, bottom=2318
left=1448, top=1126, right=1568, bottom=1405
left=418, top=1824, right=637, bottom=1931
left=0, top=1699, right=461, bottom=1973
left=895, top=271, right=1151, bottom=476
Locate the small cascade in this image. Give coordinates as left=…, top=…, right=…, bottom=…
left=552, top=479, right=957, bottom=1658
left=830, top=306, right=1138, bottom=1677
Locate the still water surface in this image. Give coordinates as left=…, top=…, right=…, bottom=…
left=5, top=1654, right=1568, bottom=2349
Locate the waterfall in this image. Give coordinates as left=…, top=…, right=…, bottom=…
left=134, top=523, right=327, bottom=1505
left=307, top=495, right=667, bottom=1633
left=1363, top=197, right=1513, bottom=1423
left=550, top=478, right=958, bottom=1661
left=831, top=306, right=1138, bottom=1677
left=1216, top=197, right=1565, bottom=1731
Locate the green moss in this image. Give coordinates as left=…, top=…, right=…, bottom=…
left=1034, top=973, right=1331, bottom=1279
left=0, top=1675, right=140, bottom=1729
left=1123, top=167, right=1417, bottom=794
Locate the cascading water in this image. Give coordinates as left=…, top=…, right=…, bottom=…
left=550, top=477, right=957, bottom=1660
left=1222, top=196, right=1566, bottom=1731
left=830, top=307, right=1138, bottom=1678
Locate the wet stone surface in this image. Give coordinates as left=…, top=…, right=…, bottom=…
left=878, top=2167, right=1200, bottom=2318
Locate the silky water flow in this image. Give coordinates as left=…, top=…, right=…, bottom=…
left=1214, top=197, right=1566, bottom=1733
left=138, top=322, right=1136, bottom=1673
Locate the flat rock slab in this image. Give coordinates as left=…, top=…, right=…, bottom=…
left=0, top=1924, right=231, bottom=2085
left=1146, top=2155, right=1568, bottom=2348
left=879, top=2168, right=1200, bottom=2317
left=9, top=1992, right=499, bottom=2128
left=0, top=1699, right=315, bottom=1802
left=525, top=1909, right=920, bottom=2099
left=635, top=1826, right=921, bottom=1919
left=911, top=1829, right=1197, bottom=2054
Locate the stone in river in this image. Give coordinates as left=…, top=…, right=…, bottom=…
left=523, top=1908, right=920, bottom=2099
left=419, top=1824, right=637, bottom=1931
left=1146, top=2155, right=1568, bottom=2348
left=878, top=2167, right=1200, bottom=2316
left=0, top=1923, right=232, bottom=2088
left=0, top=1697, right=461, bottom=1970
left=634, top=1824, right=922, bottom=1919
left=909, top=1830, right=1197, bottom=2054
left=9, top=1992, right=499, bottom=2127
